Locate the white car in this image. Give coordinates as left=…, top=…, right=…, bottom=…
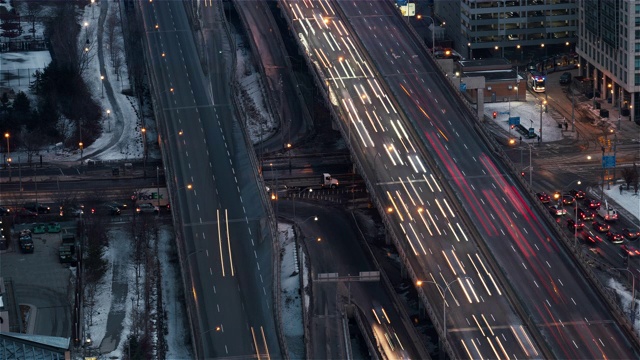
left=136, top=203, right=159, bottom=214
left=548, top=205, right=567, bottom=216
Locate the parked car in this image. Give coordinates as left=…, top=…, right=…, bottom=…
left=91, top=204, right=121, bottom=216
left=19, top=236, right=34, bottom=253
left=536, top=192, right=551, bottom=203
left=620, top=245, right=640, bottom=257
left=605, top=231, right=624, bottom=244
left=592, top=221, right=610, bottom=233
left=548, top=205, right=567, bottom=216
left=621, top=228, right=640, bottom=241
left=32, top=223, right=46, bottom=234
left=16, top=208, right=38, bottom=218
left=566, top=219, right=585, bottom=230
left=568, top=189, right=585, bottom=199
left=24, top=203, right=51, bottom=214
left=106, top=201, right=128, bottom=211
left=559, top=72, right=572, bottom=85
left=583, top=197, right=601, bottom=209
left=577, top=208, right=595, bottom=221
left=46, top=222, right=61, bottom=233
left=136, top=203, right=159, bottom=214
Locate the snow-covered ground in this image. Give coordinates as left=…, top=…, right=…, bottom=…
left=484, top=91, right=565, bottom=142
left=278, top=223, right=305, bottom=358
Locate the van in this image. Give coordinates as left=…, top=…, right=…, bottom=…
left=597, top=202, right=618, bottom=221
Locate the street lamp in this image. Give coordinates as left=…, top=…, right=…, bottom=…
left=555, top=179, right=581, bottom=247
left=100, top=75, right=105, bottom=98
left=419, top=15, right=437, bottom=52
left=539, top=99, right=547, bottom=145
left=79, top=142, right=84, bottom=166
left=416, top=276, right=470, bottom=358
left=106, top=109, right=111, bottom=133
left=292, top=187, right=313, bottom=220
left=141, top=127, right=147, bottom=177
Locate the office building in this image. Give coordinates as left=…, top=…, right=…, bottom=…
left=434, top=0, right=577, bottom=61
left=576, top=0, right=638, bottom=123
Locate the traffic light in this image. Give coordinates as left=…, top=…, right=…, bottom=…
left=493, top=111, right=497, bottom=119
left=521, top=171, right=525, bottom=177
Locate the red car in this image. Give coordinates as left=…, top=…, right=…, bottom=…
left=592, top=221, right=610, bottom=233
left=577, top=208, right=595, bottom=221
left=622, top=228, right=639, bottom=241
left=536, top=192, right=551, bottom=203
left=579, top=231, right=602, bottom=246
left=584, top=198, right=601, bottom=209
left=566, top=219, right=585, bottom=230
left=605, top=231, right=624, bottom=244
left=621, top=245, right=640, bottom=257
left=569, top=189, right=586, bottom=199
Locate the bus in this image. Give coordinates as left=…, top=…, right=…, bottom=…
left=527, top=71, right=546, bottom=92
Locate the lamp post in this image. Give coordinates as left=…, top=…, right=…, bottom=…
left=100, top=75, right=104, bottom=98
left=555, top=179, right=582, bottom=247
left=4, top=132, right=10, bottom=181
left=539, top=99, right=547, bottom=145
left=141, top=128, right=147, bottom=178
left=106, top=109, right=111, bottom=133
left=417, top=276, right=469, bottom=358
left=91, top=0, right=95, bottom=19
left=79, top=142, right=84, bottom=166
left=420, top=15, right=436, bottom=52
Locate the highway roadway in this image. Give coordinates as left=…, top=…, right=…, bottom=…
left=333, top=1, right=639, bottom=358
left=279, top=1, right=542, bottom=358
left=140, top=0, right=281, bottom=358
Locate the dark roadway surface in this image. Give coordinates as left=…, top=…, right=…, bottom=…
left=279, top=199, right=425, bottom=359
left=337, top=1, right=638, bottom=358
left=141, top=0, right=281, bottom=358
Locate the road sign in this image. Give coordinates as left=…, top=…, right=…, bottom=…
left=499, top=111, right=510, bottom=115
left=508, top=116, right=521, bottom=126
left=602, top=155, right=616, bottom=169
left=396, top=0, right=408, bottom=5
left=460, top=83, right=467, bottom=92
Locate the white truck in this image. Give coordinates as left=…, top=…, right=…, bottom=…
left=597, top=200, right=618, bottom=221
left=321, top=173, right=339, bottom=189
left=133, top=187, right=169, bottom=207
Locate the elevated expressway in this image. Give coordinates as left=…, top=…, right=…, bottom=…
left=139, top=0, right=282, bottom=358
left=279, top=0, right=542, bottom=358
left=279, top=0, right=640, bottom=358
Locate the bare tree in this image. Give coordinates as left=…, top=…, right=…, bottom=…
left=20, top=0, right=43, bottom=36
left=621, top=163, right=639, bottom=190
left=111, top=44, right=124, bottom=82
left=106, top=10, right=118, bottom=65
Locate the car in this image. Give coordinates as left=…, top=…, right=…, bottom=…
left=592, top=221, right=610, bottom=233
left=561, top=195, right=575, bottom=205
left=536, top=192, right=551, bottom=203
left=566, top=219, right=585, bottom=230
left=559, top=72, right=572, bottom=85
left=136, top=203, right=159, bottom=214
left=91, top=204, right=121, bottom=216
left=19, top=236, right=34, bottom=253
left=61, top=206, right=84, bottom=217
left=568, top=189, right=585, bottom=199
left=579, top=231, right=602, bottom=246
left=46, top=222, right=61, bottom=233
left=620, top=245, right=640, bottom=257
left=621, top=228, right=640, bottom=240
left=548, top=205, right=567, bottom=216
left=24, top=203, right=51, bottom=214
left=106, top=201, right=128, bottom=210
left=605, top=231, right=624, bottom=244
left=32, top=223, right=46, bottom=234
left=0, top=206, right=10, bottom=216
left=16, top=208, right=38, bottom=218
left=583, top=197, right=601, bottom=209
left=577, top=208, right=595, bottom=221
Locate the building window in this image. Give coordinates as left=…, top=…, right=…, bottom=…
left=635, top=56, right=640, bottom=70
left=635, top=73, right=640, bottom=86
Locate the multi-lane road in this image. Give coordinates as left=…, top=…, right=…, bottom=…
left=279, top=0, right=639, bottom=358
left=280, top=0, right=545, bottom=358
left=140, top=0, right=281, bottom=358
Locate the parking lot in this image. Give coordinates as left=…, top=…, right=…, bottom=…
left=0, top=221, right=76, bottom=337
